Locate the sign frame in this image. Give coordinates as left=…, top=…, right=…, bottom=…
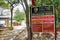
left=30, top=5, right=56, bottom=33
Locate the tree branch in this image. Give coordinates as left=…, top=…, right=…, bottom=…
left=20, top=0, right=26, bottom=12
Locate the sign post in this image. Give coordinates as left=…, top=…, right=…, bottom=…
left=30, top=5, right=55, bottom=40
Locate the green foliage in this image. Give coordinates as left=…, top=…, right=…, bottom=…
left=35, top=0, right=41, bottom=6
left=0, top=0, right=10, bottom=9
left=41, top=0, right=51, bottom=5
left=14, top=9, right=25, bottom=22
left=7, top=0, right=20, bottom=4
left=34, top=0, right=51, bottom=6
left=0, top=0, right=20, bottom=9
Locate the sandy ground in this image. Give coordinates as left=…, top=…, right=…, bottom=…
left=0, top=21, right=60, bottom=40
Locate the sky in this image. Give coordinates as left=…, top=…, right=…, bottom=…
left=13, top=4, right=24, bottom=12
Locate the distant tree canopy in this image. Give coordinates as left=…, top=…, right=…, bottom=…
left=14, top=9, right=25, bottom=22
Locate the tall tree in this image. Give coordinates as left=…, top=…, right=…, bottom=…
left=19, top=0, right=32, bottom=40
left=3, top=0, right=20, bottom=29
left=0, top=0, right=20, bottom=30
left=24, top=0, right=31, bottom=40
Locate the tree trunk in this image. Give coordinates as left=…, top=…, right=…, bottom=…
left=10, top=4, right=13, bottom=29
left=24, top=0, right=32, bottom=40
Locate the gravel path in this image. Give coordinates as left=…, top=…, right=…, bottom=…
left=0, top=28, right=60, bottom=40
